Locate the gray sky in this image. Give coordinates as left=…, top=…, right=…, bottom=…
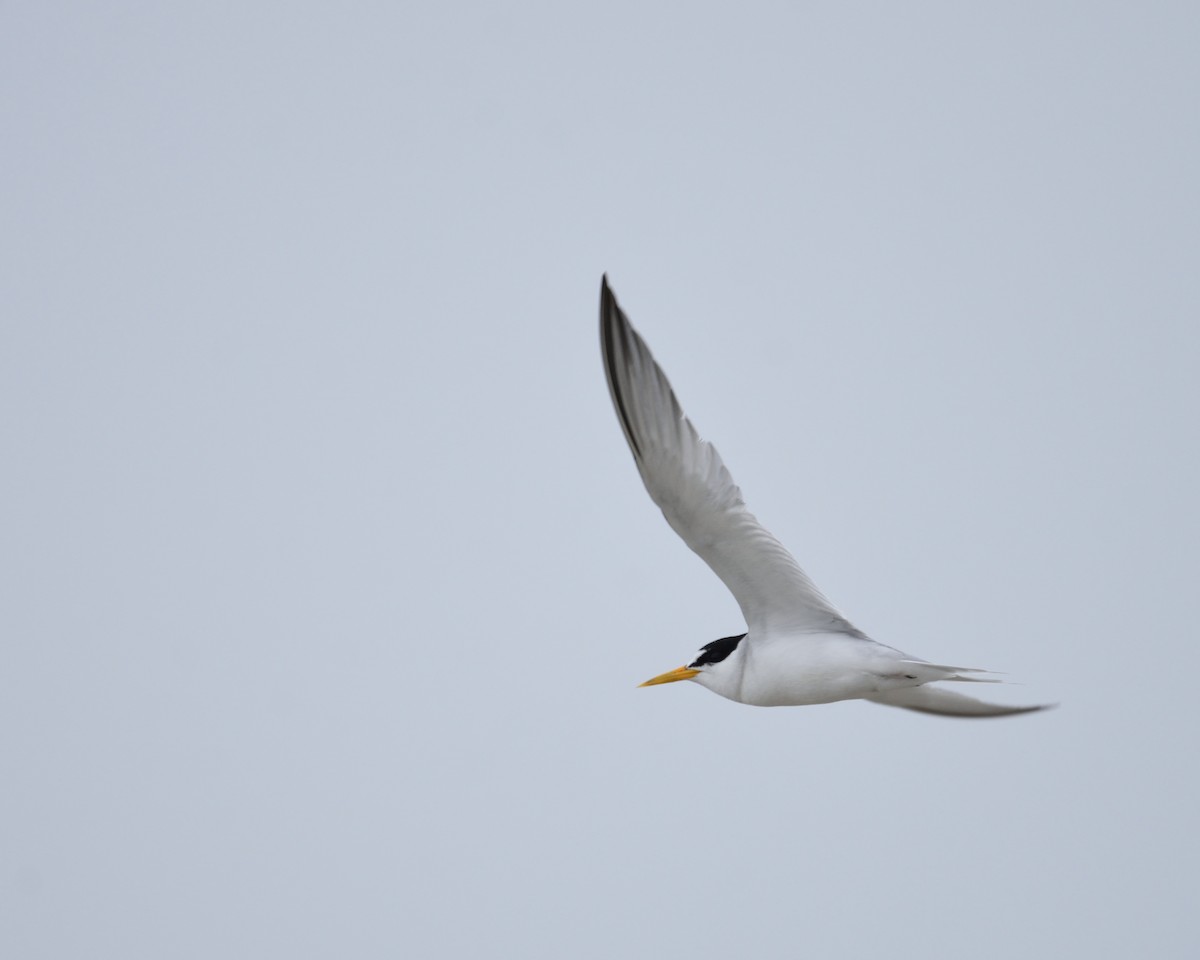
left=3, top=2, right=1197, bottom=957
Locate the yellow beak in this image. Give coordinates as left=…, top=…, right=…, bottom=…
left=639, top=665, right=701, bottom=687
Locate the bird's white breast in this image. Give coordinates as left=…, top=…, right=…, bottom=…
left=737, top=633, right=912, bottom=707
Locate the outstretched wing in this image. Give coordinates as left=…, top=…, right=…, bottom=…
left=600, top=276, right=864, bottom=638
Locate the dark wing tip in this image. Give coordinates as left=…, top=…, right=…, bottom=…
left=599, top=276, right=642, bottom=461
left=599, top=273, right=614, bottom=313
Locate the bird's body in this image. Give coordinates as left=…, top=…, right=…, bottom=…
left=719, top=636, right=937, bottom=707
left=600, top=276, right=1049, bottom=718
left=673, top=625, right=994, bottom=709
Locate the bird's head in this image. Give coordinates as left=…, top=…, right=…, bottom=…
left=639, top=633, right=746, bottom=698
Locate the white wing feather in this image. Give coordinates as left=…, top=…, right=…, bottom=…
left=867, top=686, right=1051, bottom=717
left=600, top=277, right=864, bottom=637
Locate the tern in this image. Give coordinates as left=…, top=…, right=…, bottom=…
left=600, top=277, right=1049, bottom=717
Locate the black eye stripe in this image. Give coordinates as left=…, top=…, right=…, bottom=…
left=688, top=634, right=746, bottom=668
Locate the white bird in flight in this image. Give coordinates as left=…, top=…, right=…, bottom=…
left=600, top=276, right=1050, bottom=717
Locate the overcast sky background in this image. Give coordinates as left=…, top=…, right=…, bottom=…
left=3, top=3, right=1198, bottom=957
